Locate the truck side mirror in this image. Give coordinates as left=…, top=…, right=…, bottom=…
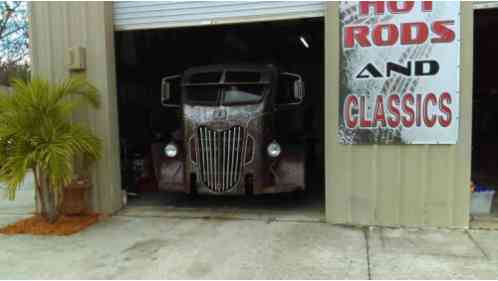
left=278, top=72, right=305, bottom=107
left=161, top=75, right=181, bottom=108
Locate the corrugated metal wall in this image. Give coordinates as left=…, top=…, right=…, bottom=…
left=29, top=2, right=122, bottom=214
left=113, top=1, right=325, bottom=31
left=325, top=2, right=474, bottom=228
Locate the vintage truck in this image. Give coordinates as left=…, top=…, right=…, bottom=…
left=151, top=64, right=307, bottom=195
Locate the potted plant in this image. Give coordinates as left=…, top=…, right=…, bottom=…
left=0, top=77, right=102, bottom=223
left=62, top=175, right=91, bottom=216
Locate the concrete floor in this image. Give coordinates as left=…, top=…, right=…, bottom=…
left=2, top=182, right=498, bottom=279
left=121, top=189, right=325, bottom=222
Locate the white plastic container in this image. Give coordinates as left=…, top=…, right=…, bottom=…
left=470, top=190, right=495, bottom=215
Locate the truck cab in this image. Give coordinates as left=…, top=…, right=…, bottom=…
left=151, top=64, right=306, bottom=195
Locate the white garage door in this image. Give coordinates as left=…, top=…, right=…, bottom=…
left=474, top=1, right=498, bottom=10
left=113, top=1, right=326, bottom=31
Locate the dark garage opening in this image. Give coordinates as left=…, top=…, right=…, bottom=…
left=114, top=18, right=325, bottom=218
left=472, top=8, right=498, bottom=219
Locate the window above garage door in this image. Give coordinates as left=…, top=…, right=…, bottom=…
left=113, top=1, right=326, bottom=31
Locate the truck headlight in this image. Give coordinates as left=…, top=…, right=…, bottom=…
left=267, top=141, right=281, bottom=158
left=164, top=143, right=178, bottom=158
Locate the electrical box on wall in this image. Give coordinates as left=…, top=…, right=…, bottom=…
left=67, top=46, right=86, bottom=71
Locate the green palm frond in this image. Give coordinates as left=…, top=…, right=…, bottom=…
left=0, top=77, right=102, bottom=199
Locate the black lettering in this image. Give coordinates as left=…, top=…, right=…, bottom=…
left=415, top=60, right=439, bottom=76
left=356, top=63, right=383, bottom=79
left=386, top=61, right=412, bottom=77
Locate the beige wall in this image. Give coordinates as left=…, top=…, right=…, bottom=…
left=325, top=2, right=473, bottom=228
left=29, top=2, right=122, bottom=214
left=30, top=2, right=474, bottom=227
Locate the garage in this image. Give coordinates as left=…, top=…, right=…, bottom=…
left=28, top=2, right=477, bottom=228
left=112, top=2, right=326, bottom=220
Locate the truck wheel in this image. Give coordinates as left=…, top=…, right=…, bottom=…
left=245, top=175, right=254, bottom=196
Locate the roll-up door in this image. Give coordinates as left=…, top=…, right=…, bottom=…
left=474, top=1, right=498, bottom=10
left=113, top=1, right=325, bottom=31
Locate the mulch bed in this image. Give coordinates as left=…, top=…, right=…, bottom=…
left=0, top=213, right=101, bottom=236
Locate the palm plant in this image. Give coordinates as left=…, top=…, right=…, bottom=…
left=0, top=77, right=102, bottom=223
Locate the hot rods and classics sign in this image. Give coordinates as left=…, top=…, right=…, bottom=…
left=339, top=1, right=460, bottom=144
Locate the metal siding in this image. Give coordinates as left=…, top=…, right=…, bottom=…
left=113, top=1, right=325, bottom=31
left=28, top=1, right=474, bottom=227
left=29, top=2, right=122, bottom=214
left=325, top=2, right=472, bottom=228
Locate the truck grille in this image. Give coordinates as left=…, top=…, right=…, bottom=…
left=198, top=126, right=245, bottom=192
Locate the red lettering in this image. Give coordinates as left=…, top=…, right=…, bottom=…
left=439, top=92, right=452, bottom=127
left=423, top=93, right=437, bottom=127
left=373, top=95, right=387, bottom=127
left=402, top=94, right=415, bottom=127
left=344, top=95, right=359, bottom=128
left=360, top=95, right=373, bottom=127
left=388, top=1, right=414, bottom=13
left=359, top=1, right=385, bottom=15
left=344, top=3, right=454, bottom=48
left=416, top=94, right=422, bottom=127
left=401, top=22, right=429, bottom=45
left=431, top=20, right=455, bottom=43
left=387, top=95, right=401, bottom=127
left=345, top=91, right=452, bottom=130
left=360, top=1, right=432, bottom=15
left=372, top=24, right=399, bottom=46
left=421, top=1, right=433, bottom=12
left=344, top=26, right=371, bottom=48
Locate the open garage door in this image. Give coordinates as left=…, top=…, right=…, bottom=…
left=113, top=1, right=325, bottom=31
left=471, top=1, right=498, bottom=228
left=474, top=1, right=498, bottom=10
left=114, top=16, right=325, bottom=221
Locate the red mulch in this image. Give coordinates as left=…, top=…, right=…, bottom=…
left=0, top=213, right=102, bottom=236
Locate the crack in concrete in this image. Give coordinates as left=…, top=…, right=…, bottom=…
left=363, top=227, right=372, bottom=280
left=465, top=230, right=490, bottom=260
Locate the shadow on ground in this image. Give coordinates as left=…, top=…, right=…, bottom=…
left=120, top=185, right=325, bottom=222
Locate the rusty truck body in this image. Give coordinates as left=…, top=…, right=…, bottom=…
left=151, top=64, right=306, bottom=195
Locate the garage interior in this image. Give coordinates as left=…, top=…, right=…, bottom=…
left=114, top=18, right=325, bottom=219
left=472, top=8, right=498, bottom=219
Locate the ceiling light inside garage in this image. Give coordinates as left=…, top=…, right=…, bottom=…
left=299, top=36, right=310, bottom=48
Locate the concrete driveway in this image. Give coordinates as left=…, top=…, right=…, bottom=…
left=1, top=214, right=498, bottom=279
left=1, top=186, right=498, bottom=279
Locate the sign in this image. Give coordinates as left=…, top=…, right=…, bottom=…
left=339, top=1, right=460, bottom=144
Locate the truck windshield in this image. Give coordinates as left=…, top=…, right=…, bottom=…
left=185, top=84, right=267, bottom=105
left=184, top=70, right=270, bottom=105
left=222, top=85, right=265, bottom=105
left=185, top=86, right=220, bottom=105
